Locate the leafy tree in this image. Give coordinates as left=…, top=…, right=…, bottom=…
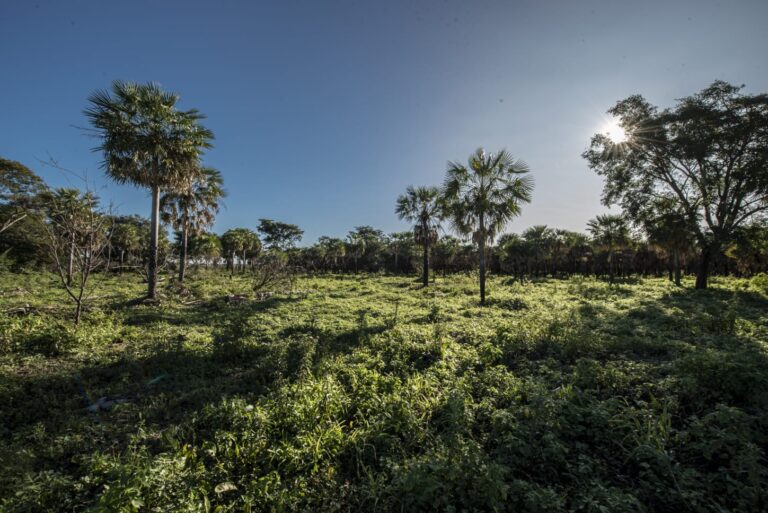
left=641, top=199, right=695, bottom=286
left=587, top=214, right=631, bottom=284
left=85, top=81, right=213, bottom=298
left=346, top=226, right=385, bottom=272
left=221, top=228, right=260, bottom=274
left=432, top=235, right=462, bottom=276
left=109, top=217, right=142, bottom=272
left=0, top=157, right=46, bottom=234
left=257, top=219, right=303, bottom=251
left=522, top=225, right=557, bottom=277
left=318, top=236, right=346, bottom=271
left=396, top=186, right=443, bottom=285
left=188, top=232, right=222, bottom=268
left=387, top=231, right=416, bottom=272
left=583, top=81, right=768, bottom=288
left=442, top=148, right=534, bottom=304
left=725, top=223, right=768, bottom=276
left=38, top=188, right=110, bottom=324
left=161, top=167, right=225, bottom=282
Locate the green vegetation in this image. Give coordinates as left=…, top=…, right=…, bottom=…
left=2, top=271, right=767, bottom=512
left=1, top=78, right=767, bottom=511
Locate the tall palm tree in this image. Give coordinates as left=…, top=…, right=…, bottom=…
left=85, top=81, right=213, bottom=299
left=442, top=148, right=533, bottom=304
left=395, top=186, right=443, bottom=286
left=160, top=167, right=225, bottom=283
left=587, top=214, right=631, bottom=284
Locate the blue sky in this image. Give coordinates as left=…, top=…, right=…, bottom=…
left=2, top=0, right=767, bottom=244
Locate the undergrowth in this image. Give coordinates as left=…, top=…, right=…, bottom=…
left=1, top=271, right=767, bottom=512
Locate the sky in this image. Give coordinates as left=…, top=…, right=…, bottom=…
left=2, top=0, right=767, bottom=244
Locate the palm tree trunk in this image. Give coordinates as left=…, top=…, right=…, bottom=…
left=422, top=238, right=429, bottom=286
left=178, top=222, right=188, bottom=283
left=479, top=217, right=486, bottom=305
left=148, top=184, right=160, bottom=299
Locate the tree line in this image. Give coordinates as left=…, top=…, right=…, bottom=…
left=0, top=79, right=766, bottom=318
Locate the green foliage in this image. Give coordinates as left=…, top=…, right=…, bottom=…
left=1, top=272, right=767, bottom=512
left=257, top=219, right=304, bottom=251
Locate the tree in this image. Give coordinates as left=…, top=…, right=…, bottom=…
left=522, top=225, right=557, bottom=277
left=396, top=186, right=443, bottom=285
left=346, top=226, right=385, bottom=272
left=257, top=219, right=303, bottom=251
left=85, top=81, right=213, bottom=299
left=188, top=232, right=222, bottom=268
left=318, top=236, right=346, bottom=271
left=161, top=167, right=225, bottom=283
left=0, top=157, right=46, bottom=234
left=583, top=81, right=768, bottom=289
left=387, top=231, right=415, bottom=272
left=725, top=223, right=768, bottom=276
left=641, top=199, right=694, bottom=286
left=109, top=217, right=142, bottom=272
left=221, top=228, right=260, bottom=274
left=442, top=148, right=534, bottom=304
left=587, top=214, right=631, bottom=284
left=38, top=188, right=110, bottom=325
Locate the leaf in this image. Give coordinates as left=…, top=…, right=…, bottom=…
left=214, top=482, right=238, bottom=494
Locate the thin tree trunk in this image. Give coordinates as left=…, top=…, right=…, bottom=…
left=67, top=236, right=75, bottom=286
left=148, top=184, right=160, bottom=299
left=673, top=250, right=681, bottom=286
left=74, top=300, right=82, bottom=326
left=178, top=222, right=188, bottom=283
left=479, top=217, right=486, bottom=305
left=422, top=238, right=429, bottom=286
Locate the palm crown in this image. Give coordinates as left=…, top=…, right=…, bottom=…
left=443, top=148, right=533, bottom=243
left=85, top=81, right=213, bottom=190
left=161, top=167, right=226, bottom=235
left=395, top=186, right=442, bottom=245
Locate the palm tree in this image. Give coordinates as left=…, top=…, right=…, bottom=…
left=587, top=214, right=631, bottom=284
left=395, top=186, right=443, bottom=286
left=221, top=228, right=260, bottom=275
left=442, top=148, right=533, bottom=304
left=161, top=167, right=225, bottom=283
left=642, top=204, right=693, bottom=287
left=85, top=81, right=213, bottom=299
left=318, top=236, right=346, bottom=271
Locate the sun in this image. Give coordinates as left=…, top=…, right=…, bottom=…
left=602, top=118, right=627, bottom=143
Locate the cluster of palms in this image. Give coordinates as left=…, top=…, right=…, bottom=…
left=86, top=81, right=223, bottom=297
left=396, top=149, right=534, bottom=304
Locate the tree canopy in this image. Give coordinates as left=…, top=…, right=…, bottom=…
left=257, top=219, right=304, bottom=251
left=583, top=81, right=768, bottom=288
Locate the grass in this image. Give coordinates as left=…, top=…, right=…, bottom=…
left=1, top=270, right=767, bottom=512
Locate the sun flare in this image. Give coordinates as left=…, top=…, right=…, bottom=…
left=603, top=118, right=627, bottom=143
